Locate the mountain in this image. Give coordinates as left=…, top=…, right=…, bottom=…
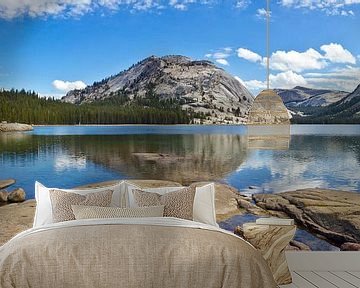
left=275, top=86, right=348, bottom=107
left=337, top=83, right=360, bottom=105
left=291, top=84, right=360, bottom=124
left=62, top=55, right=254, bottom=124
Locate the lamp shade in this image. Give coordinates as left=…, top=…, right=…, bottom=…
left=247, top=89, right=290, bottom=125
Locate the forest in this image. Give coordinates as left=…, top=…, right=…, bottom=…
left=0, top=89, right=198, bottom=125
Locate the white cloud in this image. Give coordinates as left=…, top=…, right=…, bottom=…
left=236, top=70, right=307, bottom=93
left=52, top=80, right=87, bottom=92
left=0, top=0, right=92, bottom=19
left=320, top=43, right=356, bottom=64
left=0, top=0, right=217, bottom=19
left=54, top=154, right=86, bottom=172
left=234, top=43, right=359, bottom=92
left=241, top=65, right=360, bottom=94
left=237, top=44, right=357, bottom=73
left=235, top=0, right=250, bottom=9
left=243, top=79, right=267, bottom=91
left=161, top=0, right=218, bottom=11
left=205, top=47, right=233, bottom=66
left=213, top=52, right=231, bottom=59
left=280, top=0, right=360, bottom=16
left=270, top=70, right=307, bottom=88
left=269, top=48, right=327, bottom=72
left=216, top=59, right=229, bottom=66
left=237, top=48, right=262, bottom=63
left=304, top=66, right=360, bottom=91
left=256, top=8, right=270, bottom=19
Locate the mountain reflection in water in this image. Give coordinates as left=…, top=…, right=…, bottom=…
left=0, top=125, right=359, bottom=199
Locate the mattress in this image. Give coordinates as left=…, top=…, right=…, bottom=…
left=0, top=217, right=276, bottom=288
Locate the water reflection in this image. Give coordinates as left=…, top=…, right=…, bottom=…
left=247, top=125, right=290, bottom=150
left=0, top=126, right=359, bottom=199
left=227, top=134, right=360, bottom=195
left=65, top=134, right=249, bottom=184
left=54, top=154, right=87, bottom=172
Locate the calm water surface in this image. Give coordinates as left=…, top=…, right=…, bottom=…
left=1, top=124, right=359, bottom=250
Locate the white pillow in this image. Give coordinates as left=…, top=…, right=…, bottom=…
left=193, top=183, right=218, bottom=227
left=33, top=181, right=124, bottom=227
left=72, top=205, right=165, bottom=219
left=125, top=181, right=183, bottom=208
left=124, top=181, right=218, bottom=227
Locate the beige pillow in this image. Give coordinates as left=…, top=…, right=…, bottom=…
left=71, top=205, right=164, bottom=220
left=133, top=187, right=196, bottom=220
left=49, top=189, right=113, bottom=223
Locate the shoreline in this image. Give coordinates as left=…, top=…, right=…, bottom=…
left=31, top=123, right=359, bottom=126
left=1, top=181, right=359, bottom=251
left=0, top=180, right=242, bottom=245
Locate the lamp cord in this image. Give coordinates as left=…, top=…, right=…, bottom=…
left=266, top=0, right=270, bottom=90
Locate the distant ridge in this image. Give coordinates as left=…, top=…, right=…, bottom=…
left=275, top=86, right=348, bottom=108
left=62, top=55, right=254, bottom=124
left=291, top=84, right=360, bottom=124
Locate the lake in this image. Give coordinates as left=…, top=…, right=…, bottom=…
left=1, top=124, right=359, bottom=250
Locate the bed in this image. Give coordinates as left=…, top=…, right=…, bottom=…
left=0, top=181, right=276, bottom=288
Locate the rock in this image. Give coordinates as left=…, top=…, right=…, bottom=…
left=0, top=179, right=15, bottom=189
left=0, top=123, right=33, bottom=132
left=236, top=198, right=252, bottom=209
left=288, top=240, right=311, bottom=251
left=7, top=188, right=26, bottom=203
left=132, top=153, right=181, bottom=163
left=0, top=190, right=8, bottom=202
left=234, top=226, right=244, bottom=238
left=253, top=188, right=360, bottom=247
left=341, top=242, right=360, bottom=251
left=235, top=197, right=270, bottom=217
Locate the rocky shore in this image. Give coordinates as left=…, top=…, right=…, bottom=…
left=0, top=122, right=33, bottom=132
left=0, top=180, right=242, bottom=245
left=0, top=181, right=359, bottom=251
left=0, top=179, right=26, bottom=203
left=253, top=188, right=360, bottom=250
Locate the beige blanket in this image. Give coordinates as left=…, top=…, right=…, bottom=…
left=0, top=218, right=276, bottom=288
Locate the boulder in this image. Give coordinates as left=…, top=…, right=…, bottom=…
left=288, top=240, right=311, bottom=251
left=253, top=188, right=360, bottom=247
left=7, top=188, right=26, bottom=203
left=0, top=190, right=8, bottom=202
left=341, top=242, right=360, bottom=251
left=0, top=179, right=15, bottom=189
left=234, top=226, right=244, bottom=238
left=0, top=123, right=33, bottom=132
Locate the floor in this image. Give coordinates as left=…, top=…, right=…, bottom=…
left=279, top=252, right=360, bottom=288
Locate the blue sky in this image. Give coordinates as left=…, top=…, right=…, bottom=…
left=0, top=0, right=360, bottom=97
